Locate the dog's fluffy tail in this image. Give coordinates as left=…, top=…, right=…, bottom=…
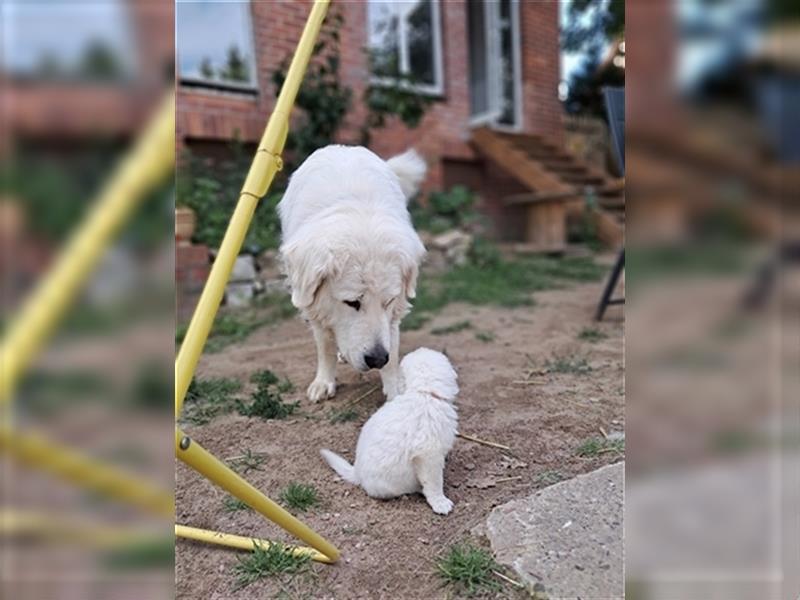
left=320, top=449, right=358, bottom=485
left=386, top=149, right=426, bottom=200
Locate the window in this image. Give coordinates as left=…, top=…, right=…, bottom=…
left=367, top=0, right=444, bottom=95
left=468, top=0, right=522, bottom=129
left=1, top=0, right=135, bottom=82
left=177, top=1, right=258, bottom=92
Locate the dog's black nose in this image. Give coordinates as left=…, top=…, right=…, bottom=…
left=364, top=346, right=389, bottom=370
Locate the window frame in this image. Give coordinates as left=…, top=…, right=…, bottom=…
left=177, top=0, right=260, bottom=95
left=468, top=0, right=523, bottom=131
left=367, top=0, right=445, bottom=97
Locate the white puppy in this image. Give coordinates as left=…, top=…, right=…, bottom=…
left=278, top=146, right=426, bottom=402
left=320, top=348, right=458, bottom=515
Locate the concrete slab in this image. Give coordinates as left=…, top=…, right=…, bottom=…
left=478, top=462, right=623, bottom=599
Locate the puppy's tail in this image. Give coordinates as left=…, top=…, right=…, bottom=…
left=386, top=149, right=426, bottom=200
left=320, top=449, right=358, bottom=485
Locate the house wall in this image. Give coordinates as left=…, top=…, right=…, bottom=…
left=176, top=0, right=562, bottom=195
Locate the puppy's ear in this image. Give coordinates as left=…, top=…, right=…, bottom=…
left=281, top=239, right=334, bottom=309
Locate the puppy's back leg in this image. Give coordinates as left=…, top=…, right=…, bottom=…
left=307, top=323, right=337, bottom=402
left=412, top=454, right=453, bottom=515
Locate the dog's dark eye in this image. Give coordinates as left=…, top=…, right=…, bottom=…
left=344, top=299, right=361, bottom=311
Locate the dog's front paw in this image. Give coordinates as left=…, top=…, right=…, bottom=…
left=429, top=496, right=454, bottom=515
left=307, top=378, right=336, bottom=403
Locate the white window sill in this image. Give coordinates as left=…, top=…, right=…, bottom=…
left=368, top=76, right=444, bottom=99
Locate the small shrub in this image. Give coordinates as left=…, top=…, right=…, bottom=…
left=232, top=542, right=311, bottom=590
left=237, top=370, right=298, bottom=420
left=279, top=483, right=319, bottom=512
left=437, top=543, right=502, bottom=596
left=475, top=331, right=495, bottom=343
left=411, top=185, right=478, bottom=233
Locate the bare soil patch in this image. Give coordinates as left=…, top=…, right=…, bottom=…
left=176, top=281, right=624, bottom=599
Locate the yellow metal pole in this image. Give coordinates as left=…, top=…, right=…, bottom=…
left=1, top=509, right=165, bottom=549
left=175, top=429, right=339, bottom=562
left=175, top=525, right=333, bottom=563
left=0, top=93, right=175, bottom=405
left=0, top=428, right=173, bottom=518
left=175, top=0, right=331, bottom=419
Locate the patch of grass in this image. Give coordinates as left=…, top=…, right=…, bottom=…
left=578, top=327, right=608, bottom=342
left=431, top=320, right=472, bottom=335
left=401, top=311, right=431, bottom=331
left=102, top=537, right=174, bottom=571
left=228, top=449, right=266, bottom=473
left=205, top=292, right=297, bottom=353
left=475, top=331, right=495, bottom=343
left=232, top=542, right=311, bottom=591
left=279, top=483, right=319, bottom=512
left=329, top=408, right=360, bottom=424
left=436, top=543, right=502, bottom=596
left=545, top=354, right=592, bottom=375
left=222, top=496, right=251, bottom=513
left=404, top=254, right=603, bottom=331
left=21, top=370, right=112, bottom=415
left=182, top=376, right=243, bottom=425
left=237, top=369, right=298, bottom=420
left=534, top=469, right=564, bottom=486
left=576, top=436, right=625, bottom=457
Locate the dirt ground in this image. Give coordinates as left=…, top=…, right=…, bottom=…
left=175, top=280, right=624, bottom=599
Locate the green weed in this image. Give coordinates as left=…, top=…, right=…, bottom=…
left=436, top=543, right=503, bottom=596
left=222, top=496, right=251, bottom=513
left=545, top=354, right=592, bottom=375
left=182, top=376, right=243, bottom=425
left=431, top=320, right=472, bottom=336
left=576, top=437, right=625, bottom=457
left=237, top=370, right=298, bottom=420
left=329, top=408, right=360, bottom=424
left=279, top=483, right=319, bottom=512
left=578, top=327, right=608, bottom=342
left=232, top=542, right=311, bottom=590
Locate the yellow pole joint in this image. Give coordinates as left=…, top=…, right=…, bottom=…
left=175, top=429, right=339, bottom=563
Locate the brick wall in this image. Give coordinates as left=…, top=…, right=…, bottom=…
left=176, top=243, right=210, bottom=322
left=176, top=0, right=563, bottom=194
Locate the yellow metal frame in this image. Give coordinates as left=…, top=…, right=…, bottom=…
left=173, top=0, right=339, bottom=563
left=1, top=0, right=339, bottom=564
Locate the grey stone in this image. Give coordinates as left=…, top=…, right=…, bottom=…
left=225, top=282, right=254, bottom=307
left=230, top=255, right=256, bottom=283
left=479, top=462, right=623, bottom=599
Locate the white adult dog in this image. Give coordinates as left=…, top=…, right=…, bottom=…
left=320, top=348, right=458, bottom=515
left=278, top=145, right=426, bottom=402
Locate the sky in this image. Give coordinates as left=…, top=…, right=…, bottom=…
left=1, top=0, right=135, bottom=74
left=176, top=1, right=256, bottom=84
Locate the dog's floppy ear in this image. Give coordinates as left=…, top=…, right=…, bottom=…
left=403, top=261, right=419, bottom=299
left=281, top=238, right=335, bottom=309
left=401, top=235, right=426, bottom=299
